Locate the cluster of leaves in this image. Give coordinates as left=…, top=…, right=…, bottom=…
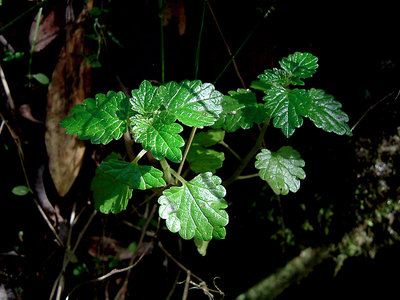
left=61, top=52, right=351, bottom=246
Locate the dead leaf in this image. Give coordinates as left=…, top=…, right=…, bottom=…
left=19, top=104, right=42, bottom=123
left=29, top=3, right=65, bottom=52
left=45, top=9, right=91, bottom=197
left=163, top=0, right=186, bottom=36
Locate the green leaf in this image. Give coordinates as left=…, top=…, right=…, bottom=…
left=279, top=52, right=318, bottom=79
left=192, top=129, right=225, bottom=147
left=306, top=88, right=351, bottom=136
left=32, top=73, right=50, bottom=85
left=263, top=87, right=308, bottom=137
left=187, top=129, right=225, bottom=173
left=91, top=170, right=132, bottom=214
left=159, top=80, right=223, bottom=127
left=263, top=86, right=351, bottom=137
left=130, top=112, right=185, bottom=163
left=98, top=159, right=166, bottom=190
left=187, top=146, right=225, bottom=173
left=61, top=91, right=130, bottom=144
left=217, top=89, right=268, bottom=132
left=255, top=146, right=306, bottom=195
left=158, top=172, right=228, bottom=241
left=129, top=80, right=160, bottom=114
left=91, top=159, right=165, bottom=214
left=12, top=185, right=30, bottom=196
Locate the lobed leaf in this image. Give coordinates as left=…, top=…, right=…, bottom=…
left=129, top=80, right=160, bottom=114
left=263, top=87, right=309, bottom=137
left=130, top=112, right=185, bottom=163
left=279, top=52, right=318, bottom=79
left=61, top=91, right=130, bottom=144
left=306, top=88, right=352, bottom=136
left=158, top=172, right=228, bottom=241
left=159, top=80, right=223, bottom=127
left=187, top=147, right=225, bottom=173
left=255, top=146, right=306, bottom=195
left=263, top=87, right=351, bottom=137
left=98, top=159, right=166, bottom=190
left=91, top=159, right=166, bottom=214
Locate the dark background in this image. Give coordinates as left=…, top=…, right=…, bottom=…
left=1, top=0, right=399, bottom=299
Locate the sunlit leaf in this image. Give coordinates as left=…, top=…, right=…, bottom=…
left=158, top=172, right=228, bottom=241
left=61, top=91, right=131, bottom=144
left=255, top=146, right=305, bottom=195
left=159, top=80, right=223, bottom=127
left=130, top=112, right=185, bottom=162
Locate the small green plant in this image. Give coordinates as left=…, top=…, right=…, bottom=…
left=61, top=52, right=351, bottom=249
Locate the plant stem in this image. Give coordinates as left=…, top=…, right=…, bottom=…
left=223, top=119, right=269, bottom=187
left=194, top=0, right=207, bottom=79
left=0, top=0, right=48, bottom=34
left=158, top=0, right=165, bottom=83
left=27, top=5, right=43, bottom=85
left=177, top=126, right=197, bottom=178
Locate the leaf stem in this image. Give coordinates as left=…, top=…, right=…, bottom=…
left=177, top=127, right=197, bottom=178
left=219, top=140, right=241, bottom=161
left=169, top=168, right=187, bottom=185
left=236, top=173, right=260, bottom=180
left=132, top=149, right=147, bottom=165
left=223, top=119, right=270, bottom=187
left=160, top=158, right=174, bottom=184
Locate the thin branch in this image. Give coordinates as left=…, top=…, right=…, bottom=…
left=351, top=89, right=399, bottom=132
left=0, top=61, right=15, bottom=111
left=158, top=241, right=203, bottom=283
left=114, top=203, right=158, bottom=300
left=223, top=119, right=269, bottom=187
left=182, top=271, right=191, bottom=300
left=207, top=1, right=246, bottom=88
left=49, top=210, right=98, bottom=300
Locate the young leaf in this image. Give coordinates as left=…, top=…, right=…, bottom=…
left=279, top=52, right=318, bottom=79
left=129, top=80, right=160, bottom=114
left=32, top=73, right=50, bottom=85
left=61, top=91, right=130, bottom=144
left=12, top=185, right=30, bottom=196
left=158, top=172, right=228, bottom=241
left=91, top=159, right=166, bottom=214
left=130, top=112, right=185, bottom=163
left=159, top=80, right=223, bottom=127
left=217, top=89, right=268, bottom=132
left=306, top=88, right=352, bottom=136
left=255, top=146, right=305, bottom=195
